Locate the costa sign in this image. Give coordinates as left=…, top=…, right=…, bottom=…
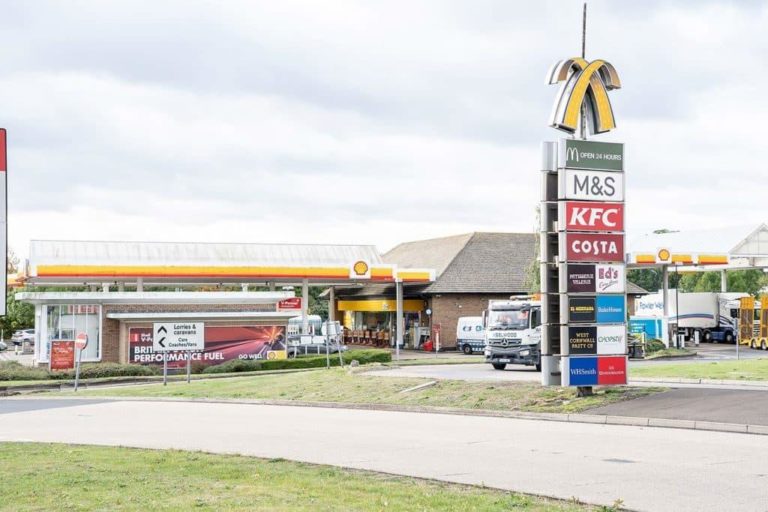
left=563, top=201, right=624, bottom=231
left=561, top=169, right=624, bottom=201
left=564, top=233, right=624, bottom=262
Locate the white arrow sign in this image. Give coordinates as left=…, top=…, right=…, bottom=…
left=153, top=322, right=205, bottom=353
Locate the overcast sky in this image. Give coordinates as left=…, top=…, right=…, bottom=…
left=3, top=0, right=767, bottom=259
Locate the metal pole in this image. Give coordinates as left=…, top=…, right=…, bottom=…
left=662, top=265, right=670, bottom=346
left=675, top=265, right=680, bottom=349
left=736, top=318, right=740, bottom=361
left=395, top=280, right=403, bottom=362
left=325, top=322, right=330, bottom=369
left=301, top=279, right=309, bottom=335
left=187, top=351, right=192, bottom=383
left=163, top=352, right=168, bottom=386
left=74, top=347, right=82, bottom=392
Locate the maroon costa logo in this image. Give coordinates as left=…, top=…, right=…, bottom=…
left=564, top=201, right=624, bottom=231
left=566, top=233, right=624, bottom=262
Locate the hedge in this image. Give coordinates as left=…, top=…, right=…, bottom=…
left=202, top=349, right=391, bottom=374
left=0, top=361, right=160, bottom=382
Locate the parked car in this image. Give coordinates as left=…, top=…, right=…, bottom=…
left=12, top=329, right=35, bottom=345
left=0, top=340, right=7, bottom=351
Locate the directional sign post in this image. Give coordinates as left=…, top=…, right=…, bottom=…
left=153, top=322, right=205, bottom=386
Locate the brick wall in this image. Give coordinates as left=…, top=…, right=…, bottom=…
left=430, top=294, right=511, bottom=349
left=100, top=303, right=276, bottom=363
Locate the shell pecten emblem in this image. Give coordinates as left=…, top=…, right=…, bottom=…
left=657, top=249, right=671, bottom=263
left=351, top=260, right=370, bottom=279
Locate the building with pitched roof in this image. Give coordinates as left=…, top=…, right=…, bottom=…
left=333, top=232, right=649, bottom=350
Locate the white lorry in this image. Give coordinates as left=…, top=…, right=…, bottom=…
left=632, top=291, right=746, bottom=343
left=456, top=317, right=485, bottom=354
left=483, top=298, right=542, bottom=371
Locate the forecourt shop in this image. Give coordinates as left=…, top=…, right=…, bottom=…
left=16, top=240, right=434, bottom=367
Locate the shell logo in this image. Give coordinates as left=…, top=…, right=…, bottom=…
left=353, top=261, right=369, bottom=276
left=657, top=249, right=671, bottom=262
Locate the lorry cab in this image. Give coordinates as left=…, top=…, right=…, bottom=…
left=483, top=299, right=542, bottom=371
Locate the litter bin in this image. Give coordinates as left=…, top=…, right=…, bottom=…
left=422, top=339, right=434, bottom=352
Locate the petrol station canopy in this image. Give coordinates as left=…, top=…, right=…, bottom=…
left=23, top=240, right=435, bottom=287
left=626, top=223, right=768, bottom=270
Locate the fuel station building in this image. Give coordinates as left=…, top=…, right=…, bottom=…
left=17, top=240, right=434, bottom=366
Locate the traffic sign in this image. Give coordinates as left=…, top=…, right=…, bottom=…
left=75, top=332, right=88, bottom=350
left=153, top=322, right=205, bottom=352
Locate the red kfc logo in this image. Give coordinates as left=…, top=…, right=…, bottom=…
left=565, top=201, right=624, bottom=231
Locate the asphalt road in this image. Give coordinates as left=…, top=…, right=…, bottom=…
left=1, top=398, right=768, bottom=512
left=588, top=388, right=768, bottom=425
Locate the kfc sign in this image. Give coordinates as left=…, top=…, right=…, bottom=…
left=565, top=233, right=624, bottom=262
left=564, top=201, right=624, bottom=232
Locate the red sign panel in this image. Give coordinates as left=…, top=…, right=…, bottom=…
left=597, top=356, right=627, bottom=385
left=50, top=340, right=75, bottom=370
left=565, top=201, right=624, bottom=231
left=277, top=298, right=302, bottom=310
left=566, top=233, right=624, bottom=262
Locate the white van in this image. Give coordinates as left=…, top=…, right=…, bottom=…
left=456, top=316, right=485, bottom=354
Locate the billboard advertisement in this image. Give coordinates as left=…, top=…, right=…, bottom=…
left=596, top=264, right=625, bottom=293
left=559, top=139, right=624, bottom=172
left=565, top=356, right=627, bottom=386
left=50, top=340, right=75, bottom=371
left=568, top=297, right=596, bottom=323
left=596, top=295, right=626, bottom=324
left=561, top=169, right=624, bottom=201
left=568, top=326, right=597, bottom=355
left=567, top=264, right=595, bottom=293
left=565, top=233, right=625, bottom=262
left=597, top=325, right=627, bottom=355
left=130, top=325, right=286, bottom=368
left=563, top=201, right=624, bottom=232
left=597, top=356, right=627, bottom=385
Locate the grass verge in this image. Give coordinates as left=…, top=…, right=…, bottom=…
left=631, top=358, right=768, bottom=381
left=77, top=368, right=661, bottom=414
left=0, top=443, right=602, bottom=512
left=644, top=348, right=696, bottom=360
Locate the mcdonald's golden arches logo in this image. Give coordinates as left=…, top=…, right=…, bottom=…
left=547, top=57, right=621, bottom=135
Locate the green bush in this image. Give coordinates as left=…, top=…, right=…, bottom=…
left=645, top=338, right=666, bottom=353
left=0, top=361, right=160, bottom=382
left=202, top=349, right=391, bottom=374
left=0, top=361, right=49, bottom=381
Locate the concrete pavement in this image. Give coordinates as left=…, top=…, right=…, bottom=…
left=1, top=399, right=768, bottom=511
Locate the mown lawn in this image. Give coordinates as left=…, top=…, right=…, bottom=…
left=0, top=443, right=599, bottom=511
left=631, top=358, right=768, bottom=381
left=77, top=368, right=660, bottom=414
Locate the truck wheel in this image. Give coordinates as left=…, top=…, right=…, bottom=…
left=762, top=340, right=767, bottom=351
left=751, top=340, right=757, bottom=349
left=702, top=330, right=712, bottom=342
left=724, top=332, right=734, bottom=344
left=462, top=344, right=473, bottom=355
left=492, top=363, right=506, bottom=370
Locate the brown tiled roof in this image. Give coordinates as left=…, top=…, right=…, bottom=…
left=385, top=232, right=537, bottom=294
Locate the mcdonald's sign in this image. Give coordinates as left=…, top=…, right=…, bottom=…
left=547, top=57, right=621, bottom=135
